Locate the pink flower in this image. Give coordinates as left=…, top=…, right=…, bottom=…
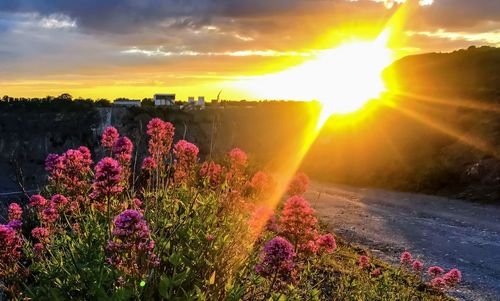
left=206, top=234, right=215, bottom=241
left=72, top=223, right=81, bottom=234
left=33, top=243, right=44, bottom=256
left=102, top=126, right=119, bottom=149
left=317, top=233, right=337, bottom=254
left=428, top=266, right=445, bottom=278
left=228, top=148, right=248, bottom=170
left=45, top=147, right=93, bottom=195
left=41, top=202, right=59, bottom=224
left=8, top=203, right=22, bottom=221
left=51, top=194, right=68, bottom=210
left=147, top=118, right=174, bottom=163
left=400, top=251, right=412, bottom=266
left=250, top=171, right=273, bottom=197
left=443, top=269, right=462, bottom=287
left=31, top=227, right=50, bottom=244
left=255, top=236, right=295, bottom=279
left=371, top=268, right=382, bottom=277
left=29, top=194, right=48, bottom=208
left=91, top=157, right=123, bottom=199
left=113, top=136, right=133, bottom=164
left=412, top=260, right=424, bottom=273
left=141, top=156, right=157, bottom=171
left=173, top=140, right=199, bottom=184
left=431, top=277, right=446, bottom=290
left=199, top=161, right=223, bottom=187
left=0, top=224, right=23, bottom=276
left=359, top=255, right=370, bottom=269
left=287, top=172, right=309, bottom=196
left=279, top=196, right=318, bottom=246
left=107, top=210, right=157, bottom=276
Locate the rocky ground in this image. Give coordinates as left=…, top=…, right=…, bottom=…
left=305, top=182, right=500, bottom=301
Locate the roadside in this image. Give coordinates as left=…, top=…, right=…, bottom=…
left=305, top=182, right=500, bottom=301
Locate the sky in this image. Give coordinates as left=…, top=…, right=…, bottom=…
left=1, top=0, right=500, bottom=100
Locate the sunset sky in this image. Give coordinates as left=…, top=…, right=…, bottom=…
left=1, top=0, right=499, bottom=100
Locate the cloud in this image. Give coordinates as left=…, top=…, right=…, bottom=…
left=121, top=47, right=315, bottom=57
left=38, top=14, right=76, bottom=29
left=407, top=29, right=500, bottom=47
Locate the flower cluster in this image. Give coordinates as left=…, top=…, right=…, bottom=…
left=91, top=157, right=123, bottom=199
left=199, top=161, right=223, bottom=187
left=173, top=140, right=199, bottom=184
left=228, top=148, right=248, bottom=170
left=250, top=171, right=273, bottom=198
left=400, top=251, right=412, bottom=266
left=101, top=126, right=119, bottom=150
left=396, top=251, right=462, bottom=290
left=255, top=236, right=295, bottom=279
left=141, top=156, right=157, bottom=172
left=0, top=224, right=23, bottom=277
left=317, top=233, right=337, bottom=254
left=279, top=195, right=318, bottom=250
left=8, top=203, right=23, bottom=221
left=359, top=255, right=370, bottom=269
left=147, top=118, right=174, bottom=164
left=107, top=210, right=158, bottom=277
left=31, top=227, right=50, bottom=245
left=287, top=172, right=309, bottom=196
left=113, top=136, right=133, bottom=164
left=45, top=146, right=93, bottom=195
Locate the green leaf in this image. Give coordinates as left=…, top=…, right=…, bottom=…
left=168, top=252, right=182, bottom=267
left=159, top=276, right=171, bottom=299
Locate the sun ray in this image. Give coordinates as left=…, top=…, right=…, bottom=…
left=389, top=102, right=499, bottom=157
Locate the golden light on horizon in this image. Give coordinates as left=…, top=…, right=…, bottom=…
left=229, top=30, right=394, bottom=127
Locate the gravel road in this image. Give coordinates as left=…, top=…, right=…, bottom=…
left=304, top=182, right=500, bottom=301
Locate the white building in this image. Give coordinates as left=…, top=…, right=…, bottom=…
left=154, top=94, right=176, bottom=106
left=113, top=99, right=141, bottom=107
left=197, top=96, right=205, bottom=108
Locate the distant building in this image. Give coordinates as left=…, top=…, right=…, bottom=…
left=154, top=94, right=176, bottom=106
left=113, top=99, right=141, bottom=107
left=187, top=96, right=195, bottom=104
left=197, top=96, right=205, bottom=108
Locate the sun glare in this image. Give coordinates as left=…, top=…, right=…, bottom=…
left=231, top=30, right=393, bottom=127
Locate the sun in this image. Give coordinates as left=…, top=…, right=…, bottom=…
left=229, top=30, right=393, bottom=126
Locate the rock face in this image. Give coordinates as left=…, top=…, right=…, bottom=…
left=0, top=103, right=313, bottom=196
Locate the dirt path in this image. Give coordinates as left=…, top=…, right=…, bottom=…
left=304, top=182, right=500, bottom=301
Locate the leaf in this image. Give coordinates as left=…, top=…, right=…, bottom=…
left=209, top=271, right=216, bottom=285
left=158, top=276, right=170, bottom=299
left=168, top=252, right=182, bottom=267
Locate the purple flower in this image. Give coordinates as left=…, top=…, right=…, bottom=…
left=7, top=220, right=23, bottom=231
left=255, top=236, right=295, bottom=278
left=113, top=136, right=133, bottom=164
left=107, top=210, right=157, bottom=276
